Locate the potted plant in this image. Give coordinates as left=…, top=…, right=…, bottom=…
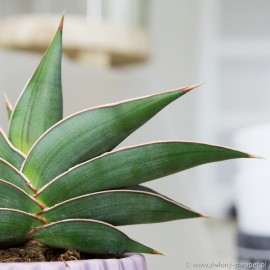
left=0, top=15, right=255, bottom=269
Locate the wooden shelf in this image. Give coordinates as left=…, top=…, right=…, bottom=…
left=0, top=14, right=151, bottom=67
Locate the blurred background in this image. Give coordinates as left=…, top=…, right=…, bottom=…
left=0, top=0, right=269, bottom=269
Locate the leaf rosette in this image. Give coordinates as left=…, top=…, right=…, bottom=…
left=0, top=15, right=255, bottom=255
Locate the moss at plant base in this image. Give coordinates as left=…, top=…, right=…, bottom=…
left=0, top=240, right=124, bottom=263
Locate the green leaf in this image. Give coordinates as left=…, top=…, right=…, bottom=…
left=123, top=185, right=161, bottom=193
left=122, top=185, right=181, bottom=204
left=36, top=141, right=251, bottom=206
left=30, top=219, right=160, bottom=255
left=4, top=92, right=13, bottom=120
left=123, top=185, right=183, bottom=205
left=40, top=190, right=202, bottom=225
left=0, top=128, right=25, bottom=169
left=8, top=16, right=64, bottom=154
left=0, top=180, right=42, bottom=212
left=0, top=158, right=34, bottom=193
left=0, top=208, right=40, bottom=248
left=22, top=84, right=200, bottom=189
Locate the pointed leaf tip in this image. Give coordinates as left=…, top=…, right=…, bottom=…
left=4, top=92, right=13, bottom=120
left=4, top=92, right=13, bottom=111
left=152, top=249, right=165, bottom=255
left=59, top=12, right=65, bottom=32
left=199, top=213, right=211, bottom=218
left=248, top=154, right=264, bottom=159
left=183, top=82, right=205, bottom=93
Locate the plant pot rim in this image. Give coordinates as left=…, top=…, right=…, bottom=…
left=0, top=253, right=147, bottom=270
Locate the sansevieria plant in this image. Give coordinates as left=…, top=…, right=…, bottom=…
left=0, top=15, right=255, bottom=257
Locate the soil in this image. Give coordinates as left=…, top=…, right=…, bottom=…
left=0, top=240, right=123, bottom=263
